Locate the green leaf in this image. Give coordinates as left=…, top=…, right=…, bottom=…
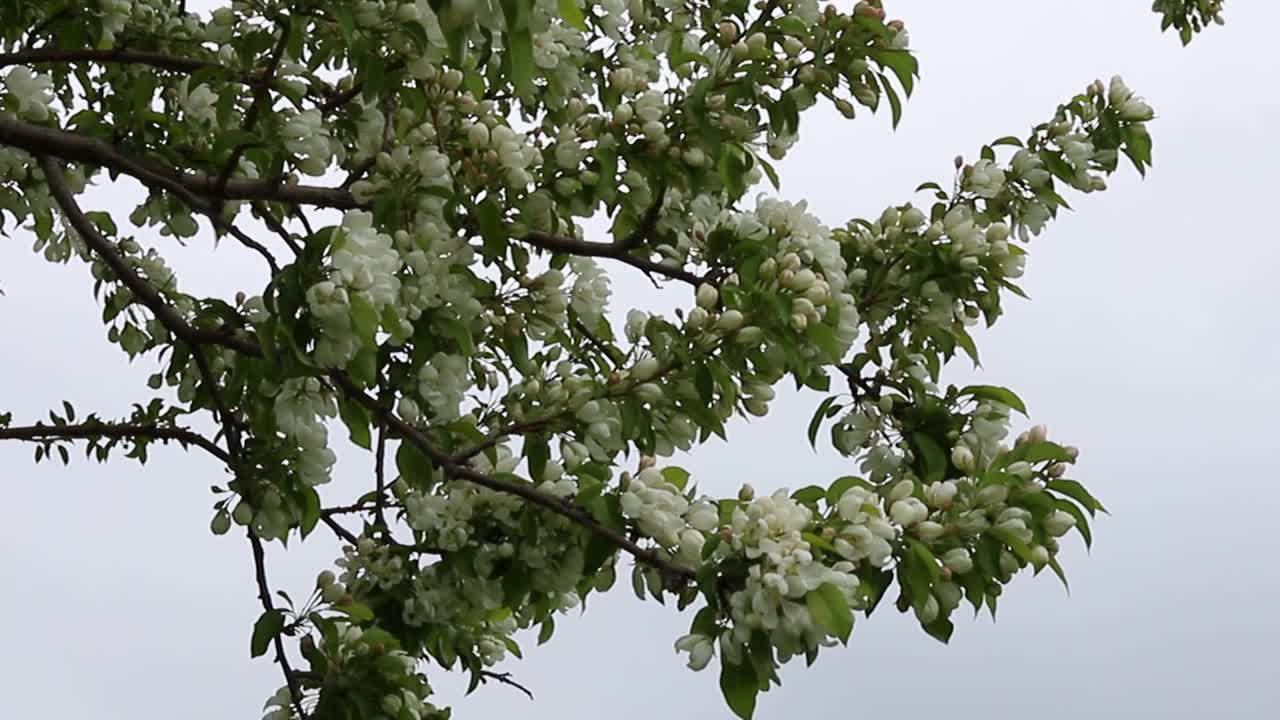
left=719, top=659, right=758, bottom=720
left=1046, top=479, right=1107, bottom=515
left=952, top=326, right=981, bottom=367
left=538, top=617, right=556, bottom=645
left=299, top=487, right=321, bottom=538
left=791, top=485, right=826, bottom=505
left=907, top=538, right=942, bottom=582
left=958, top=384, right=1028, bottom=415
left=1019, top=441, right=1072, bottom=464
left=826, top=475, right=871, bottom=506
left=806, top=583, right=854, bottom=644
left=806, top=321, right=841, bottom=360
left=334, top=5, right=355, bottom=47
left=338, top=398, right=372, bottom=450
left=557, top=0, right=588, bottom=31
left=350, top=345, right=377, bottom=387
left=1046, top=555, right=1071, bottom=593
left=508, top=27, right=535, bottom=94
left=910, top=433, right=947, bottom=483
left=989, top=527, right=1034, bottom=564
left=808, top=396, right=840, bottom=449
left=396, top=441, right=436, bottom=488
left=250, top=609, right=285, bottom=658
left=922, top=617, right=954, bottom=644
left=349, top=294, right=380, bottom=344
left=437, top=315, right=474, bottom=355
left=1053, top=498, right=1092, bottom=549
left=867, top=48, right=918, bottom=96
left=336, top=602, right=374, bottom=623
left=661, top=466, right=691, bottom=491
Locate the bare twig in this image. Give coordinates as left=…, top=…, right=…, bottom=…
left=478, top=670, right=534, bottom=700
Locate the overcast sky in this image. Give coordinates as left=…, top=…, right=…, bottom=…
left=2, top=2, right=1278, bottom=719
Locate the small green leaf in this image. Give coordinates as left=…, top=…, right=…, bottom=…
left=251, top=609, right=286, bottom=658
left=791, top=485, right=826, bottom=505
left=334, top=5, right=355, bottom=47
left=538, top=617, right=556, bottom=645
left=1046, top=479, right=1107, bottom=516
left=806, top=583, right=854, bottom=644
left=557, top=0, right=588, bottom=31
left=808, top=396, right=840, bottom=449
left=910, top=433, right=947, bottom=483
left=958, top=385, right=1028, bottom=415
left=661, top=466, right=691, bottom=491
left=922, top=616, right=954, bottom=644
left=338, top=398, right=372, bottom=450
left=336, top=602, right=374, bottom=623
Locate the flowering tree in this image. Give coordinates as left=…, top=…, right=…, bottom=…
left=0, top=1, right=1225, bottom=718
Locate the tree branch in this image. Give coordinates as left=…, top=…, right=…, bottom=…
left=521, top=231, right=702, bottom=286
left=0, top=421, right=230, bottom=463
left=329, top=373, right=695, bottom=581
left=0, top=48, right=219, bottom=74
left=6, top=119, right=359, bottom=210
left=37, top=155, right=261, bottom=357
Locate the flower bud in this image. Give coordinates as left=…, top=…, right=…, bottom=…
left=1043, top=510, right=1076, bottom=537
left=632, top=356, right=660, bottom=381
left=738, top=483, right=756, bottom=502
left=317, top=570, right=336, bottom=588
left=1028, top=424, right=1048, bottom=444
left=718, top=21, right=739, bottom=44
left=914, top=521, right=945, bottom=541
left=687, top=307, right=710, bottom=329
left=717, top=309, right=745, bottom=331
left=941, top=548, right=974, bottom=574
left=889, top=479, right=915, bottom=502
left=441, top=69, right=464, bottom=91
left=975, top=485, right=1008, bottom=507
left=924, top=481, right=958, bottom=508
left=210, top=510, right=231, bottom=535
left=696, top=283, right=718, bottom=309
left=1030, top=544, right=1050, bottom=568
left=951, top=445, right=975, bottom=472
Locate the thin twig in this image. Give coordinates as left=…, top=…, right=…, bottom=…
left=214, top=18, right=291, bottom=195
left=249, top=533, right=309, bottom=720
left=478, top=670, right=534, bottom=700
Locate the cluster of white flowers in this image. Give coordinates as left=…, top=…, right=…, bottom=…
left=2, top=67, right=55, bottom=122
left=416, top=353, right=469, bottom=421
left=568, top=257, right=611, bottom=328
left=282, top=109, right=336, bottom=176
left=619, top=467, right=691, bottom=549
left=718, top=489, right=861, bottom=664
left=305, top=211, right=405, bottom=366
left=272, top=377, right=339, bottom=488
left=177, top=78, right=218, bottom=126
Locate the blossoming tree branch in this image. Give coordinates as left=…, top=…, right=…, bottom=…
left=0, top=0, right=1224, bottom=718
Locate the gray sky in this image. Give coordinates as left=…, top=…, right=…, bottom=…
left=2, top=1, right=1278, bottom=718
